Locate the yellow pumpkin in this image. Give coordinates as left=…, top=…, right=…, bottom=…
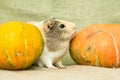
left=0, top=21, right=44, bottom=70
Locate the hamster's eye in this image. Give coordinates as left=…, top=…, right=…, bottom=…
left=60, top=24, right=65, bottom=28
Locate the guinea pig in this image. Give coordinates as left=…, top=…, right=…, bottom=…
left=29, top=18, right=76, bottom=69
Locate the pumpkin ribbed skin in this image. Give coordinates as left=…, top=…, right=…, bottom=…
left=70, top=24, right=120, bottom=68
left=0, top=21, right=44, bottom=70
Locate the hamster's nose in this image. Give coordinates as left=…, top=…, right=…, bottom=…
left=72, top=23, right=76, bottom=30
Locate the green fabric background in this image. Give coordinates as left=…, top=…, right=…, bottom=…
left=0, top=0, right=120, bottom=65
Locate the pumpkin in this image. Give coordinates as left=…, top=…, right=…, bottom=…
left=70, top=24, right=120, bottom=68
left=0, top=21, right=44, bottom=70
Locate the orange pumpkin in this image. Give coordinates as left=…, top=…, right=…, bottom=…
left=70, top=24, right=120, bottom=68
left=0, top=21, right=44, bottom=70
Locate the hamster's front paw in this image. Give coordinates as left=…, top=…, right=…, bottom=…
left=55, top=64, right=66, bottom=69
left=46, top=65, right=58, bottom=69
left=54, top=59, right=66, bottom=69
left=58, top=65, right=66, bottom=69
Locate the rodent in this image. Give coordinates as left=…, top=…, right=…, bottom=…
left=29, top=18, right=76, bottom=69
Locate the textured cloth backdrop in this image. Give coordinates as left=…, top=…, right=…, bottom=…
left=0, top=0, right=120, bottom=80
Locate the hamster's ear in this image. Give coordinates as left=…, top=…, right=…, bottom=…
left=43, top=18, right=55, bottom=32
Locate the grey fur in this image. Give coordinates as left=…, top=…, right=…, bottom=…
left=44, top=19, right=70, bottom=51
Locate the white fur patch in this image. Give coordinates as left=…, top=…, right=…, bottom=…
left=40, top=44, right=68, bottom=64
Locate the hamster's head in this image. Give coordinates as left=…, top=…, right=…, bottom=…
left=42, top=18, right=76, bottom=41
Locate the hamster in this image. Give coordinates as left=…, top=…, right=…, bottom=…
left=29, top=18, right=76, bottom=69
